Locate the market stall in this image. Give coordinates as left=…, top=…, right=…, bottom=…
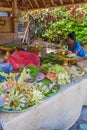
left=0, top=44, right=86, bottom=129
left=0, top=78, right=87, bottom=130
left=0, top=1, right=87, bottom=130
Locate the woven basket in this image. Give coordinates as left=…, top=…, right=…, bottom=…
left=27, top=47, right=42, bottom=54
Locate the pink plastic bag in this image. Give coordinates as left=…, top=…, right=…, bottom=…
left=7, top=51, right=40, bottom=71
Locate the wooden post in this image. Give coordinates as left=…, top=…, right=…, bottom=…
left=12, top=0, right=18, bottom=39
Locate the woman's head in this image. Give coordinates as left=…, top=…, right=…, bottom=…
left=67, top=32, right=76, bottom=46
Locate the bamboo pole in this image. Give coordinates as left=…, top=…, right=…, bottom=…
left=12, top=0, right=18, bottom=39
left=22, top=21, right=30, bottom=44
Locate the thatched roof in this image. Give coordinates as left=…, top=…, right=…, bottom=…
left=0, top=0, right=87, bottom=12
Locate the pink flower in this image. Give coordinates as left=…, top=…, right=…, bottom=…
left=49, top=72, right=56, bottom=77
left=4, top=95, right=9, bottom=102
left=6, top=82, right=13, bottom=88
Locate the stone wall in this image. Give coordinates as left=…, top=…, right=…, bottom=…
left=0, top=33, right=16, bottom=44
left=0, top=17, right=18, bottom=44
left=0, top=17, right=14, bottom=33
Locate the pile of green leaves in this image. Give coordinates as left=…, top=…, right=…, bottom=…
left=41, top=79, right=52, bottom=85
left=41, top=63, right=52, bottom=73
left=40, top=54, right=63, bottom=65
left=20, top=65, right=39, bottom=77
left=34, top=80, right=60, bottom=97
left=48, top=64, right=71, bottom=84
left=45, top=85, right=60, bottom=97
left=47, top=52, right=56, bottom=58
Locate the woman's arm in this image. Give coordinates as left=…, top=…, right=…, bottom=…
left=74, top=50, right=78, bottom=55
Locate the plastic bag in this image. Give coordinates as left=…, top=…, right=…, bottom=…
left=7, top=51, right=40, bottom=71
left=79, top=123, right=87, bottom=130
left=0, top=63, right=13, bottom=74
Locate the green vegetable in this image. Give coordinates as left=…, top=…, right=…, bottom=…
left=20, top=65, right=39, bottom=77
left=3, top=89, right=26, bottom=111
left=54, top=59, right=63, bottom=65
left=41, top=79, right=52, bottom=85
left=30, top=89, right=44, bottom=105
left=0, top=72, right=8, bottom=78
left=41, top=57, right=51, bottom=64
left=18, top=68, right=27, bottom=84
left=47, top=52, right=55, bottom=58
left=0, top=85, right=2, bottom=96
left=41, top=63, right=52, bottom=73
left=45, top=85, right=60, bottom=97
left=48, top=64, right=71, bottom=84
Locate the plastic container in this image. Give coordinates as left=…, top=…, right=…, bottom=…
left=0, top=94, right=4, bottom=107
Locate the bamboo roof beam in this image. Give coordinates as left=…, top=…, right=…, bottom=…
left=7, top=0, right=11, bottom=7
left=0, top=2, right=2, bottom=7
left=71, top=0, right=75, bottom=4
left=34, top=0, right=39, bottom=8
left=0, top=7, right=12, bottom=12
left=21, top=0, right=25, bottom=6
left=28, top=0, right=33, bottom=9
left=50, top=0, right=54, bottom=5
left=59, top=0, right=63, bottom=5
left=30, top=1, right=87, bottom=11
left=12, top=0, right=18, bottom=37
left=0, top=0, right=87, bottom=12
left=22, top=0, right=24, bottom=4
left=3, top=0, right=12, bottom=1
left=42, top=0, right=46, bottom=7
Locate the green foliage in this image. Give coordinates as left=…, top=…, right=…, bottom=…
left=20, top=5, right=87, bottom=44
left=20, top=65, right=39, bottom=77
left=42, top=6, right=87, bottom=43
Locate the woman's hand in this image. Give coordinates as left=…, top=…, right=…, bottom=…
left=74, top=50, right=78, bottom=55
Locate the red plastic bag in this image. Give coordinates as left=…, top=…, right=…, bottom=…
left=7, top=51, right=40, bottom=71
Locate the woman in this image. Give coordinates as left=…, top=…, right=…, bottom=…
left=67, top=32, right=87, bottom=58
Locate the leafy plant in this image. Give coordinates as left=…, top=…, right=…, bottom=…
left=20, top=5, right=87, bottom=44
left=20, top=65, right=39, bottom=77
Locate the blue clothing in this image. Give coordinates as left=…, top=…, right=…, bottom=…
left=68, top=41, right=87, bottom=58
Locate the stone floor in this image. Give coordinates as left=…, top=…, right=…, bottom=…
left=69, top=106, right=87, bottom=130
